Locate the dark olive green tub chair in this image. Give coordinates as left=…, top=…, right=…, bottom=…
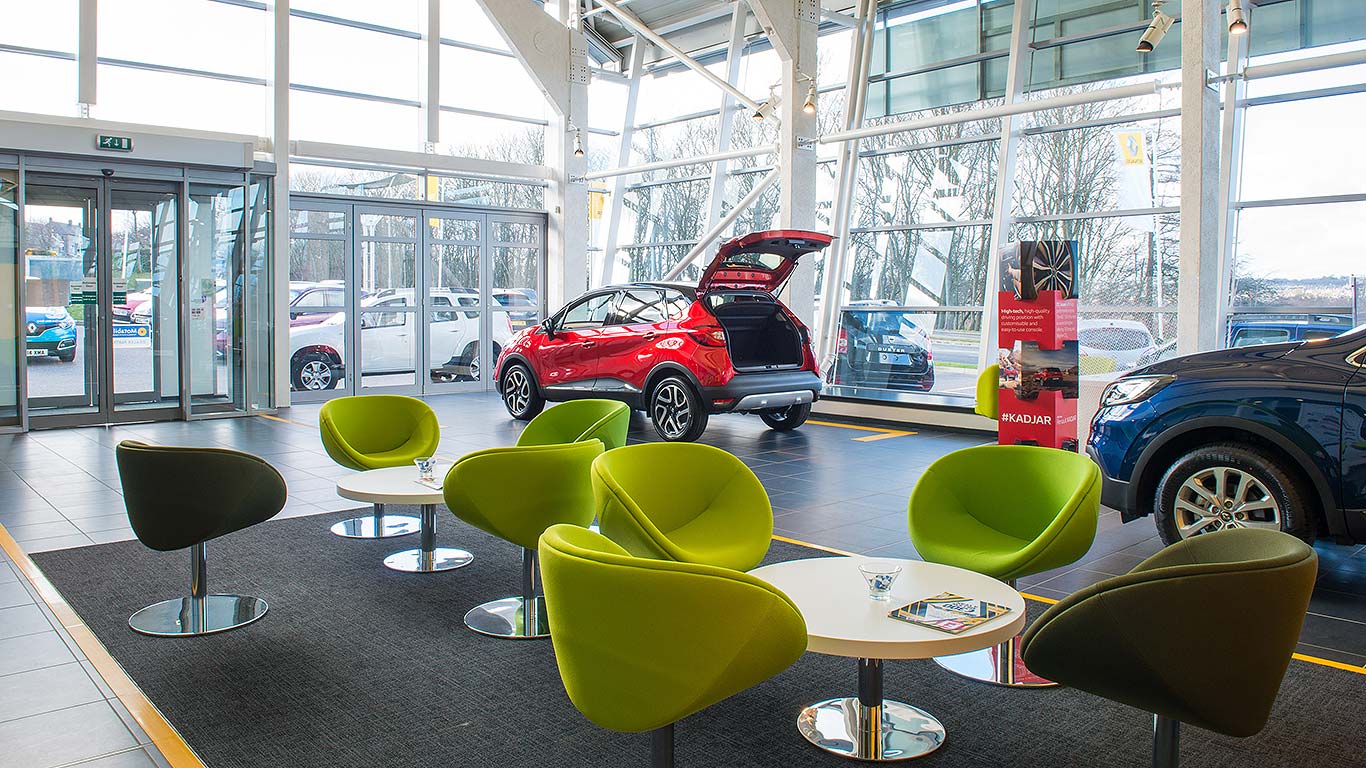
left=117, top=440, right=287, bottom=637
left=1020, top=528, right=1317, bottom=768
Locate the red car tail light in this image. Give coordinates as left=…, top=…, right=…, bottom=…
left=688, top=326, right=728, bottom=347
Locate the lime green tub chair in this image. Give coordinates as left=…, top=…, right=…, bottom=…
left=908, top=444, right=1100, bottom=687
left=319, top=395, right=439, bottom=540
left=538, top=524, right=807, bottom=768
left=443, top=440, right=603, bottom=639
left=975, top=364, right=999, bottom=420
left=592, top=442, right=773, bottom=571
left=1021, top=528, right=1317, bottom=768
left=517, top=399, right=630, bottom=450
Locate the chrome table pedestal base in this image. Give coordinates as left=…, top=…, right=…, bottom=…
left=384, top=503, right=472, bottom=573
left=933, top=634, right=1054, bottom=688
left=129, top=595, right=268, bottom=637
left=797, top=658, right=945, bottom=761
left=330, top=503, right=420, bottom=539
left=464, top=596, right=548, bottom=639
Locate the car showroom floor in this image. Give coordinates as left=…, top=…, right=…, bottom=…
left=0, top=391, right=1363, bottom=768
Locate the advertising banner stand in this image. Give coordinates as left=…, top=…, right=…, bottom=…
left=996, top=242, right=1081, bottom=452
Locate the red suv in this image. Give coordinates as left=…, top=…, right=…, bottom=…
left=495, top=230, right=830, bottom=441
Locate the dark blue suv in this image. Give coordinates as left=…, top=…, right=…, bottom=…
left=1088, top=323, right=1366, bottom=546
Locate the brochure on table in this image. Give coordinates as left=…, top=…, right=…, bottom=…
left=996, top=241, right=1080, bottom=452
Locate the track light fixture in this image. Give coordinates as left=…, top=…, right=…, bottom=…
left=572, top=129, right=584, bottom=157
left=753, top=99, right=777, bottom=120
left=1227, top=0, right=1248, bottom=35
left=802, top=82, right=817, bottom=115
left=1136, top=1, right=1174, bottom=53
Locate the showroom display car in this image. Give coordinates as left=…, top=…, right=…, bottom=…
left=25, top=306, right=78, bottom=362
left=289, top=288, right=512, bottom=391
left=1088, top=323, right=1366, bottom=546
left=495, top=230, right=830, bottom=441
left=827, top=303, right=935, bottom=392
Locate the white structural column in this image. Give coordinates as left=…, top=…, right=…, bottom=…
left=476, top=0, right=589, bottom=310
left=1177, top=0, right=1223, bottom=354
left=269, top=0, right=290, bottom=407
left=77, top=0, right=96, bottom=111
left=597, top=37, right=646, bottom=286
left=424, top=0, right=440, bottom=147
left=815, top=0, right=875, bottom=361
left=748, top=0, right=820, bottom=326
left=979, top=0, right=1034, bottom=371
left=703, top=6, right=750, bottom=235
left=1215, top=8, right=1251, bottom=345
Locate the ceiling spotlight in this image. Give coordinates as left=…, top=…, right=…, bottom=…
left=1227, top=0, right=1248, bottom=35
left=572, top=131, right=584, bottom=157
left=1136, top=1, right=1174, bottom=53
left=802, top=82, right=817, bottom=115
left=753, top=100, right=774, bottom=120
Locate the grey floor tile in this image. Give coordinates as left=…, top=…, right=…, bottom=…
left=0, top=604, right=51, bottom=640
left=73, top=514, right=135, bottom=534
left=6, top=520, right=82, bottom=543
left=0, top=631, right=76, bottom=678
left=0, top=581, right=35, bottom=610
left=86, top=529, right=138, bottom=545
left=22, top=534, right=96, bottom=554
left=0, top=506, right=67, bottom=528
left=0, top=662, right=104, bottom=722
left=50, top=501, right=127, bottom=521
left=1293, top=642, right=1366, bottom=670
left=69, top=748, right=161, bottom=768
left=1034, top=567, right=1114, bottom=594
left=0, top=700, right=138, bottom=768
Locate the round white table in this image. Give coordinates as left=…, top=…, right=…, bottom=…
left=750, top=557, right=1026, bottom=761
left=336, top=466, right=472, bottom=573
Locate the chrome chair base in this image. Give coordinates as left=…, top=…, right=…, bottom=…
left=797, top=697, right=945, bottom=761
left=128, top=595, right=268, bottom=637
left=463, top=596, right=549, bottom=639
left=384, top=547, right=474, bottom=573
left=933, top=635, right=1055, bottom=688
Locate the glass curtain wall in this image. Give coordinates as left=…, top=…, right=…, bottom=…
left=287, top=197, right=546, bottom=401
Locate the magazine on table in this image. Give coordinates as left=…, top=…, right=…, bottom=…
left=889, top=592, right=1011, bottom=635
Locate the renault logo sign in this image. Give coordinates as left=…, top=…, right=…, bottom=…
left=26, top=322, right=37, bottom=335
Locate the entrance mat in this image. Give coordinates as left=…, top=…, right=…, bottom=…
left=33, top=508, right=1365, bottom=768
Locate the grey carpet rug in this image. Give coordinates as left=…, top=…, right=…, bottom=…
left=32, top=508, right=1366, bottom=768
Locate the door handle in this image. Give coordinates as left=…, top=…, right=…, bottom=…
left=581, top=341, right=596, bottom=348
left=643, top=332, right=659, bottom=341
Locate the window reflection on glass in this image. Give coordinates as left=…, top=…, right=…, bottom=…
left=0, top=172, right=18, bottom=423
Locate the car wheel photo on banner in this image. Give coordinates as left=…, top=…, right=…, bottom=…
left=997, top=242, right=1080, bottom=451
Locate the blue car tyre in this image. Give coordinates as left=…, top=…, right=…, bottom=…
left=1153, top=443, right=1316, bottom=546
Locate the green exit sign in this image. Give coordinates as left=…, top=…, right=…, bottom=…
left=97, top=135, right=133, bottom=152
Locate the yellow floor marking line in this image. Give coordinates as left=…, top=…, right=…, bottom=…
left=770, top=533, right=1365, bottom=676
left=852, top=430, right=917, bottom=443
left=807, top=419, right=917, bottom=442
left=257, top=413, right=314, bottom=429
left=0, top=523, right=207, bottom=768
